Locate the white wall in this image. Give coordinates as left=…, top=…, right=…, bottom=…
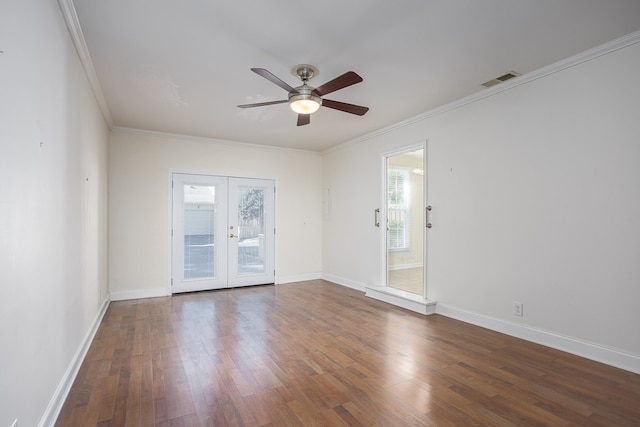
left=323, top=39, right=640, bottom=368
left=109, top=130, right=323, bottom=299
left=0, top=1, right=110, bottom=426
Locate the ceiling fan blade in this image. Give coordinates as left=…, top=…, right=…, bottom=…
left=322, top=99, right=369, bottom=116
left=237, top=99, right=288, bottom=108
left=251, top=68, right=297, bottom=93
left=313, top=71, right=363, bottom=96
left=297, top=114, right=310, bottom=126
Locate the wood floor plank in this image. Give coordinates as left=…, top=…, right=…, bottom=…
left=56, top=280, right=640, bottom=426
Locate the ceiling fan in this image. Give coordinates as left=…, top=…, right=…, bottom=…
left=238, top=64, right=369, bottom=126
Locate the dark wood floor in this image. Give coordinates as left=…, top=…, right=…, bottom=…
left=56, top=280, right=640, bottom=426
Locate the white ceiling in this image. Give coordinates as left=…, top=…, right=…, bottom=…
left=71, top=0, right=640, bottom=152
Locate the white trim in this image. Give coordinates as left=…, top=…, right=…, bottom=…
left=277, top=272, right=322, bottom=284
left=423, top=140, right=430, bottom=298
left=38, top=296, right=110, bottom=427
left=321, top=273, right=368, bottom=292
left=110, top=287, right=169, bottom=301
left=324, top=31, right=640, bottom=155
left=436, top=303, right=640, bottom=375
left=168, top=171, right=175, bottom=296
left=56, top=0, right=114, bottom=127
left=379, top=155, right=388, bottom=288
left=365, top=286, right=436, bottom=315
left=379, top=141, right=427, bottom=158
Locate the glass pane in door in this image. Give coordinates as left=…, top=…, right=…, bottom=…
left=387, top=148, right=425, bottom=296
left=183, top=184, right=217, bottom=279
left=236, top=186, right=265, bottom=274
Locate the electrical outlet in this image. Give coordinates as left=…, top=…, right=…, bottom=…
left=513, top=302, right=523, bottom=317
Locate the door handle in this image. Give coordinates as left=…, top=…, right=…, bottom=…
left=374, top=208, right=380, bottom=227
left=426, top=205, right=432, bottom=229
left=229, top=233, right=237, bottom=238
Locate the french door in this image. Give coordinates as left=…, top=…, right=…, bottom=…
left=171, top=173, right=275, bottom=293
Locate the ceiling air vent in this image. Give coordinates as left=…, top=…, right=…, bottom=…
left=481, top=71, right=521, bottom=88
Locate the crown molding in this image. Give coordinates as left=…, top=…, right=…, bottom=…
left=57, top=0, right=114, bottom=128
left=324, top=30, right=640, bottom=155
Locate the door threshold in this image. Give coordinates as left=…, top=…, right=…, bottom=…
left=365, top=286, right=437, bottom=315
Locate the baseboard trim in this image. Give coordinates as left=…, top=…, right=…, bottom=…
left=322, top=274, right=436, bottom=315
left=110, top=287, right=169, bottom=301
left=38, top=296, right=111, bottom=427
left=436, top=303, right=640, bottom=375
left=277, top=272, right=322, bottom=284
left=110, top=277, right=328, bottom=298
left=320, top=273, right=367, bottom=292
left=365, top=286, right=436, bottom=315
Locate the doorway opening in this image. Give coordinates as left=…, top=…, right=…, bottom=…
left=386, top=147, right=425, bottom=296
left=171, top=173, right=275, bottom=293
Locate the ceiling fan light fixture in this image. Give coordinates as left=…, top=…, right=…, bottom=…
left=238, top=65, right=368, bottom=126
left=289, top=92, right=322, bottom=114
